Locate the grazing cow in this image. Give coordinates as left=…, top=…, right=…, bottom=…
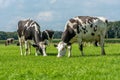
left=41, top=30, right=54, bottom=45
left=17, top=19, right=47, bottom=56
left=54, top=16, right=108, bottom=57
left=32, top=30, right=54, bottom=54
left=5, top=38, right=14, bottom=46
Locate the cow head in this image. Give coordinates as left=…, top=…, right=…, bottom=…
left=32, top=42, right=46, bottom=55
left=54, top=41, right=67, bottom=57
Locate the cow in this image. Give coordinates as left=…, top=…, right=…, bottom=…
left=17, top=19, right=47, bottom=56
left=5, top=38, right=14, bottom=46
left=32, top=30, right=54, bottom=54
left=41, top=30, right=54, bottom=45
left=54, top=16, right=108, bottom=57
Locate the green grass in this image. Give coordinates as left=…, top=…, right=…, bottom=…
left=0, top=43, right=120, bottom=80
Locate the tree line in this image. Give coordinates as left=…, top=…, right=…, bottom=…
left=0, top=21, right=120, bottom=40
left=0, top=31, right=63, bottom=40
left=107, top=21, right=120, bottom=38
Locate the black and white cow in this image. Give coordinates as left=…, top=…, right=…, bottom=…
left=32, top=29, right=54, bottom=53
left=41, top=30, right=54, bottom=45
left=54, top=16, right=108, bottom=57
left=17, top=19, right=47, bottom=56
left=5, top=38, right=14, bottom=46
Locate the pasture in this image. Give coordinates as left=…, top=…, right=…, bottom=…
left=0, top=43, right=120, bottom=80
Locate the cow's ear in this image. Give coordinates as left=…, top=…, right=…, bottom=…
left=32, top=44, right=39, bottom=47
left=54, top=44, right=58, bottom=47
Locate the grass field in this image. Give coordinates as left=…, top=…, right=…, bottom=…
left=0, top=43, right=120, bottom=80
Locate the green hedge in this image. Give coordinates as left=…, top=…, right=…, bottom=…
left=0, top=40, right=19, bottom=44
left=0, top=39, right=120, bottom=44
left=53, top=39, right=120, bottom=43
left=105, top=39, right=120, bottom=43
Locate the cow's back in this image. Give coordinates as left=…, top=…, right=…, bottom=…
left=63, top=16, right=108, bottom=43
left=17, top=20, right=29, bottom=37
left=77, top=17, right=107, bottom=41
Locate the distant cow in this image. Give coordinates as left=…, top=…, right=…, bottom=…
left=54, top=16, right=108, bottom=57
left=5, top=38, right=14, bottom=46
left=17, top=19, right=47, bottom=56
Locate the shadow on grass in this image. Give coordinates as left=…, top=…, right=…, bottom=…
left=47, top=53, right=57, bottom=56
left=71, top=54, right=100, bottom=58
left=106, top=53, right=120, bottom=57
left=36, top=52, right=120, bottom=57
left=66, top=53, right=120, bottom=58
left=46, top=53, right=101, bottom=57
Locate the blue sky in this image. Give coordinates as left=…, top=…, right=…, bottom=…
left=0, top=0, right=120, bottom=32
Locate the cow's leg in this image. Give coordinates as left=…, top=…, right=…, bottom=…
left=35, top=48, right=38, bottom=56
left=42, top=47, right=47, bottom=56
left=25, top=40, right=28, bottom=55
left=79, top=43, right=84, bottom=56
left=38, top=42, right=47, bottom=56
left=78, top=37, right=84, bottom=56
left=40, top=43, right=47, bottom=56
left=68, top=45, right=72, bottom=57
left=19, top=37, right=23, bottom=55
left=28, top=42, right=31, bottom=55
left=100, top=35, right=105, bottom=55
left=7, top=41, right=9, bottom=45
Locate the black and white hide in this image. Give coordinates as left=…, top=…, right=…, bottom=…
left=17, top=19, right=47, bottom=56
left=54, top=16, right=108, bottom=57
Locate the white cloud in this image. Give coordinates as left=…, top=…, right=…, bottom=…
left=4, top=19, right=17, bottom=31
left=3, top=16, right=26, bottom=32
left=0, top=0, right=25, bottom=9
left=0, top=0, right=15, bottom=9
left=50, top=0, right=57, bottom=4
left=36, top=11, right=54, bottom=22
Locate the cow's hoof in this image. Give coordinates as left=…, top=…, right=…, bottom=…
left=24, top=54, right=27, bottom=56
left=57, top=55, right=62, bottom=58
left=43, top=54, right=47, bottom=56
left=21, top=53, right=23, bottom=56
left=35, top=53, right=38, bottom=56
left=68, top=55, right=71, bottom=58
left=102, top=53, right=106, bottom=55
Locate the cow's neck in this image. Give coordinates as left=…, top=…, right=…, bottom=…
left=34, top=31, right=41, bottom=43
left=62, top=28, right=76, bottom=44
